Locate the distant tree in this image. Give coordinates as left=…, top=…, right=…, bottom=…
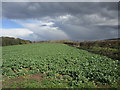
left=1, top=37, right=32, bottom=46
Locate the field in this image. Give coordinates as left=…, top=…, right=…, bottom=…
left=78, top=39, right=120, bottom=60
left=65, top=39, right=120, bottom=60
left=2, top=43, right=120, bottom=88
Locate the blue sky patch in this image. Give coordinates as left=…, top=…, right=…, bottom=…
left=2, top=19, right=24, bottom=29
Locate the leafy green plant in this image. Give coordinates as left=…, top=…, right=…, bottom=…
left=2, top=43, right=120, bottom=88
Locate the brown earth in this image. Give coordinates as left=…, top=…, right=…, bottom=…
left=2, top=72, right=44, bottom=88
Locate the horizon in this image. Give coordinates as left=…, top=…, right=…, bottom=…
left=1, top=2, right=119, bottom=41
left=1, top=36, right=119, bottom=42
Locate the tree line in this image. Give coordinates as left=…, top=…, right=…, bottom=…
left=1, top=37, right=32, bottom=46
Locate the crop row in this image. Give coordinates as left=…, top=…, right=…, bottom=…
left=2, top=43, right=120, bottom=87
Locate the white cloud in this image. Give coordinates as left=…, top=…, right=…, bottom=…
left=41, top=22, right=54, bottom=26
left=14, top=20, right=70, bottom=41
left=0, top=28, right=33, bottom=39
left=2, top=2, right=118, bottom=41
left=59, top=15, right=72, bottom=20
left=4, top=10, right=117, bottom=41
left=10, top=12, right=118, bottom=41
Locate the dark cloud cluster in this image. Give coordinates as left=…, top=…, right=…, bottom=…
left=2, top=2, right=118, bottom=19
left=2, top=2, right=119, bottom=41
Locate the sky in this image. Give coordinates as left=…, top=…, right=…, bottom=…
left=0, top=2, right=119, bottom=41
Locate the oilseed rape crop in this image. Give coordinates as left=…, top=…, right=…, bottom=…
left=2, top=43, right=119, bottom=88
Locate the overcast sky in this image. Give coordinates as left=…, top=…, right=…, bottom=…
left=1, top=2, right=119, bottom=41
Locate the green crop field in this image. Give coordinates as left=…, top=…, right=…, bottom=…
left=2, top=43, right=120, bottom=88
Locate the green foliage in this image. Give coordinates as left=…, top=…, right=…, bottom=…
left=78, top=40, right=120, bottom=60
left=1, top=37, right=31, bottom=46
left=79, top=39, right=120, bottom=49
left=79, top=46, right=120, bottom=60
left=2, top=43, right=120, bottom=88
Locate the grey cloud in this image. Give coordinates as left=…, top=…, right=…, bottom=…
left=2, top=2, right=118, bottom=41
left=2, top=2, right=118, bottom=19
left=55, top=21, right=118, bottom=41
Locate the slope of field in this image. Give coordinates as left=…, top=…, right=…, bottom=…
left=64, top=39, right=120, bottom=60
left=2, top=43, right=120, bottom=88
